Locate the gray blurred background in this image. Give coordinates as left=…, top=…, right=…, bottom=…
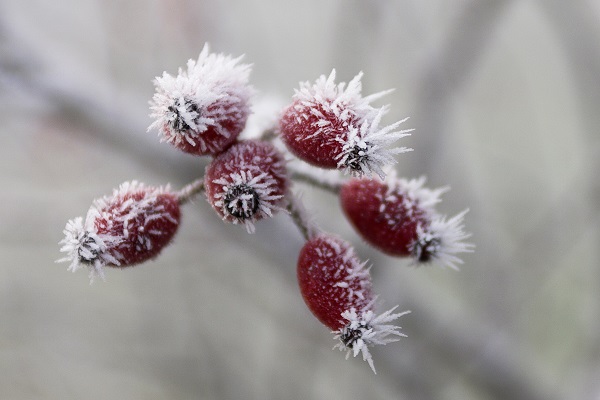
left=1, top=0, right=599, bottom=399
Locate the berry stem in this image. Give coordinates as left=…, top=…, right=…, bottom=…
left=291, top=171, right=342, bottom=194
left=286, top=194, right=317, bottom=241
left=177, top=178, right=205, bottom=205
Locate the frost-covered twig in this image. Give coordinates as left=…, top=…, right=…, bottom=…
left=286, top=193, right=318, bottom=240
left=290, top=171, right=342, bottom=194
left=177, top=178, right=205, bottom=205
left=287, top=160, right=346, bottom=194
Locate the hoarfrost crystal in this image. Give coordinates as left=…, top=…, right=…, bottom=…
left=58, top=217, right=121, bottom=282
left=333, top=307, right=410, bottom=374
left=413, top=209, right=474, bottom=270
left=336, top=109, right=413, bottom=178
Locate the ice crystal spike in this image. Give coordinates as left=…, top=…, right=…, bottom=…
left=148, top=43, right=253, bottom=156
left=58, top=217, right=120, bottom=282
left=414, top=209, right=474, bottom=270
left=58, top=181, right=181, bottom=282
left=336, top=109, right=413, bottom=179
left=333, top=307, right=410, bottom=374
left=204, top=140, right=289, bottom=233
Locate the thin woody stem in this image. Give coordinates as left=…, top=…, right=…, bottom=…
left=177, top=178, right=205, bottom=205
left=291, top=171, right=342, bottom=194
left=286, top=194, right=317, bottom=241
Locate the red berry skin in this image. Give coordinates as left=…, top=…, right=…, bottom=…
left=340, top=178, right=429, bottom=257
left=279, top=100, right=357, bottom=168
left=204, top=140, right=288, bottom=227
left=93, top=184, right=181, bottom=267
left=297, top=235, right=373, bottom=331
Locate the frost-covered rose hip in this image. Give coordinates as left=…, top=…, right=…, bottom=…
left=279, top=69, right=412, bottom=178
left=58, top=181, right=181, bottom=282
left=340, top=176, right=473, bottom=269
left=148, top=44, right=253, bottom=156
left=297, top=234, right=409, bottom=373
left=298, top=235, right=373, bottom=330
left=204, top=140, right=288, bottom=233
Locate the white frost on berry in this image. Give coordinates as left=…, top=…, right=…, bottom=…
left=414, top=209, right=474, bottom=270
left=57, top=216, right=121, bottom=283
left=148, top=43, right=253, bottom=153
left=212, top=170, right=286, bottom=234
left=319, top=234, right=373, bottom=307
left=386, top=173, right=449, bottom=214
left=333, top=306, right=411, bottom=374
left=293, top=69, right=386, bottom=126
left=93, top=181, right=178, bottom=239
left=336, top=108, right=413, bottom=179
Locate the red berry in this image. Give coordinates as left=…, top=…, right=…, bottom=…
left=279, top=70, right=372, bottom=169
left=204, top=140, right=288, bottom=233
left=58, top=181, right=181, bottom=281
left=340, top=176, right=473, bottom=269
left=297, top=234, right=409, bottom=373
left=297, top=234, right=373, bottom=331
left=279, top=70, right=412, bottom=177
left=280, top=103, right=359, bottom=169
left=340, top=178, right=430, bottom=257
left=148, top=44, right=253, bottom=156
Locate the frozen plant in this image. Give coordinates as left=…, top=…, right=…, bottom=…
left=57, top=44, right=473, bottom=373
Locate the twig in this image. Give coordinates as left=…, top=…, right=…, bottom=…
left=286, top=194, right=318, bottom=241
left=291, top=171, right=342, bottom=194
left=177, top=178, right=205, bottom=205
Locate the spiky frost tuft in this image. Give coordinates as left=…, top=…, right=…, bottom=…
left=413, top=209, right=474, bottom=270
left=385, top=173, right=449, bottom=214
left=336, top=108, right=413, bottom=178
left=57, top=217, right=121, bottom=282
left=292, top=69, right=385, bottom=124
left=211, top=170, right=286, bottom=233
left=333, top=306, right=410, bottom=374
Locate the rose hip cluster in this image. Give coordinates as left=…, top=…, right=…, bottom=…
left=58, top=44, right=473, bottom=373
